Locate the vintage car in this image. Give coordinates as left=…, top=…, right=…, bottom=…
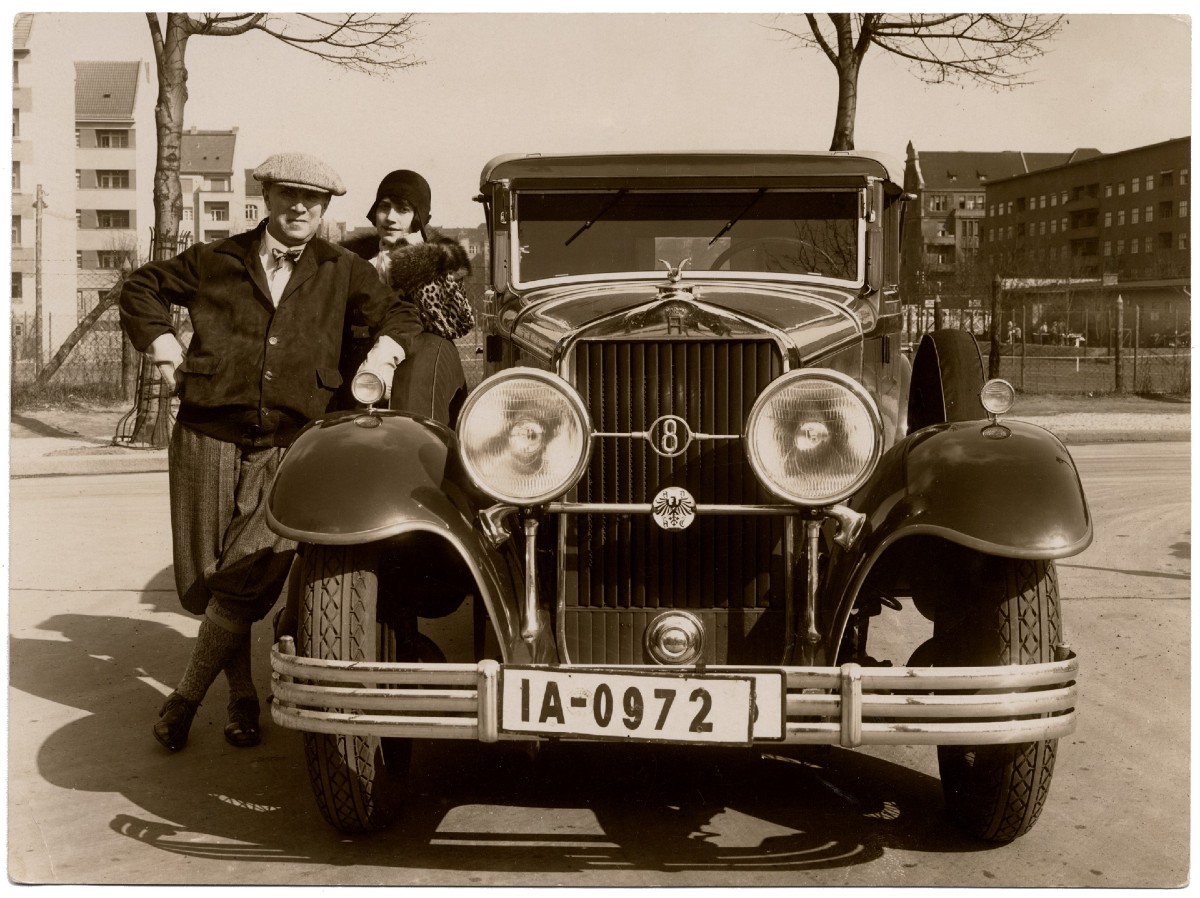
left=266, top=151, right=1090, bottom=843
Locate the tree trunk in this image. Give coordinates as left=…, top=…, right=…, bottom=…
left=130, top=14, right=190, bottom=448
left=830, top=57, right=860, bottom=151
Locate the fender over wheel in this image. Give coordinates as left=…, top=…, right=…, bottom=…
left=932, top=555, right=1063, bottom=843
left=296, top=543, right=414, bottom=833
left=907, top=329, right=985, bottom=432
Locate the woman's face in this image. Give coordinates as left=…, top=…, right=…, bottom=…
left=374, top=198, right=418, bottom=246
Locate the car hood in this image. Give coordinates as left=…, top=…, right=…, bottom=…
left=503, top=281, right=864, bottom=365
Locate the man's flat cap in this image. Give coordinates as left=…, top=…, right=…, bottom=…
left=253, top=152, right=346, bottom=196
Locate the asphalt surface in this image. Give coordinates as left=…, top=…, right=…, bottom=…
left=7, top=404, right=1191, bottom=478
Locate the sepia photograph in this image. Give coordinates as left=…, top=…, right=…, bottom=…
left=6, top=6, right=1191, bottom=889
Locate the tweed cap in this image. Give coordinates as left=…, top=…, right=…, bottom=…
left=253, top=152, right=346, bottom=196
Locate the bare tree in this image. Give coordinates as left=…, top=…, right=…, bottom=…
left=126, top=14, right=419, bottom=446
left=145, top=12, right=420, bottom=262
left=774, top=14, right=1063, bottom=150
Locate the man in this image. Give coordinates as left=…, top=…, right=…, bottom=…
left=120, top=152, right=421, bottom=752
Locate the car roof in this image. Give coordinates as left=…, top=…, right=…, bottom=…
left=480, top=150, right=904, bottom=189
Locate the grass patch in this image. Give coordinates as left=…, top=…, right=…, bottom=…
left=11, top=382, right=129, bottom=410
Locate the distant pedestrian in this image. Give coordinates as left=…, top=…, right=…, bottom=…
left=119, top=152, right=422, bottom=753
left=340, top=169, right=474, bottom=424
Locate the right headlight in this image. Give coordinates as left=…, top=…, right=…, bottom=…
left=457, top=367, right=592, bottom=505
left=744, top=369, right=883, bottom=506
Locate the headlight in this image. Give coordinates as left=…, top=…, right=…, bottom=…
left=457, top=368, right=592, bottom=505
left=980, top=378, right=1016, bottom=416
left=350, top=370, right=386, bottom=406
left=744, top=369, right=883, bottom=506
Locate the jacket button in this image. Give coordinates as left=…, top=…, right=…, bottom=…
left=268, top=336, right=279, bottom=345
left=264, top=371, right=274, bottom=381
left=261, top=408, right=270, bottom=416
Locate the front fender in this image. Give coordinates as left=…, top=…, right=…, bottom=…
left=822, top=419, right=1093, bottom=652
left=857, top=418, right=1092, bottom=560
left=267, top=410, right=549, bottom=664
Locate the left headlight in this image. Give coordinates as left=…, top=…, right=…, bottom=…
left=744, top=369, right=883, bottom=506
left=457, top=367, right=592, bottom=505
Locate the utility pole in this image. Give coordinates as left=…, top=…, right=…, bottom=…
left=34, top=184, right=46, bottom=374
left=988, top=274, right=1001, bottom=379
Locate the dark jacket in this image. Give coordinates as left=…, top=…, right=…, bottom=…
left=120, top=223, right=422, bottom=447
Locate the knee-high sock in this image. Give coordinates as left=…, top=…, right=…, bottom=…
left=222, top=632, right=258, bottom=704
left=177, top=618, right=244, bottom=704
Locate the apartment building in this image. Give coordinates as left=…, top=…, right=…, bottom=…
left=902, top=142, right=1101, bottom=309
left=180, top=127, right=237, bottom=244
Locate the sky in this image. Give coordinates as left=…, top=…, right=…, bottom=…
left=5, top=10, right=1194, bottom=229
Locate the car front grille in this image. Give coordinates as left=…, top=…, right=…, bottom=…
left=561, top=339, right=787, bottom=663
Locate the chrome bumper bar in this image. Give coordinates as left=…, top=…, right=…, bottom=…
left=270, top=639, right=1078, bottom=748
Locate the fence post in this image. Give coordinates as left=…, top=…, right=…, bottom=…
left=1134, top=305, right=1140, bottom=391
left=1114, top=294, right=1124, bottom=394
left=1020, top=303, right=1027, bottom=392
left=988, top=275, right=1001, bottom=379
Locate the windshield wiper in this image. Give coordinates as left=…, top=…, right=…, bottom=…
left=564, top=189, right=628, bottom=246
left=709, top=188, right=767, bottom=245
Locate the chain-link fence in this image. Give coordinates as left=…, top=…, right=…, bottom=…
left=904, top=300, right=1190, bottom=396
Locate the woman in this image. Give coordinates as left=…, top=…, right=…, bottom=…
left=340, top=169, right=474, bottom=425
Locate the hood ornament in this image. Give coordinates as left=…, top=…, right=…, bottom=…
left=659, top=257, right=691, bottom=283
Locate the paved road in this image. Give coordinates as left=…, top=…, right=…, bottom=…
left=7, top=443, right=1189, bottom=886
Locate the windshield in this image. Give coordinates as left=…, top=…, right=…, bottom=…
left=513, top=188, right=863, bottom=285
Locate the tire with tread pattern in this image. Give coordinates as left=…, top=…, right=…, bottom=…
left=297, top=543, right=408, bottom=833
left=908, top=329, right=985, bottom=432
left=934, top=556, right=1062, bottom=843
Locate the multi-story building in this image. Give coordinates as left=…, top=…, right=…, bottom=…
left=984, top=135, right=1190, bottom=297
left=902, top=143, right=1101, bottom=312
left=180, top=127, right=237, bottom=244
left=11, top=14, right=155, bottom=372
left=242, top=168, right=265, bottom=233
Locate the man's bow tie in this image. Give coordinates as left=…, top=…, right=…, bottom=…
left=272, top=247, right=303, bottom=266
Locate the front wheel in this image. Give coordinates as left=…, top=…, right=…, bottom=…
left=296, top=543, right=409, bottom=833
left=933, top=556, right=1063, bottom=842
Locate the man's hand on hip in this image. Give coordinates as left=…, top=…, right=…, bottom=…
left=148, top=333, right=185, bottom=391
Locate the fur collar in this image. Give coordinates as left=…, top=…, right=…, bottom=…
left=385, top=230, right=472, bottom=295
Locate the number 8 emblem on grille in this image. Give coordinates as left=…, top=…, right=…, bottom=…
left=647, top=414, right=692, bottom=458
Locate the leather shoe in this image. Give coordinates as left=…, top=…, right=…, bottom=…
left=153, top=692, right=200, bottom=752
left=224, top=697, right=261, bottom=748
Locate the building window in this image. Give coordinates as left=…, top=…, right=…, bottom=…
left=1158, top=232, right=1173, bottom=250
left=97, top=210, right=130, bottom=229
left=205, top=202, right=229, bottom=222
left=96, top=130, right=130, bottom=148
left=97, top=251, right=126, bottom=270
left=1103, top=211, right=1112, bottom=227
left=12, top=60, right=17, bottom=86
left=182, top=208, right=193, bottom=221
left=987, top=227, right=994, bottom=241
left=97, top=170, right=130, bottom=189
left=244, top=204, right=257, bottom=220
left=1061, top=217, right=1068, bottom=232
left=1060, top=191, right=1068, bottom=204
left=1007, top=226, right=1014, bottom=240
left=1180, top=233, right=1188, bottom=251
left=1180, top=200, right=1188, bottom=218
left=1051, top=219, right=1058, bottom=234
left=75, top=209, right=81, bottom=228
left=1104, top=184, right=1112, bottom=198
left=1118, top=182, right=1126, bottom=196
left=1116, top=239, right=1125, bottom=255
left=1131, top=177, right=1140, bottom=194
left=12, top=215, right=20, bottom=246
left=1146, top=206, right=1154, bottom=223
left=1181, top=169, right=1189, bottom=187
left=1161, top=171, right=1174, bottom=188
left=1131, top=208, right=1140, bottom=225
left=1130, top=239, right=1139, bottom=255
left=203, top=177, right=231, bottom=192
left=12, top=271, right=22, bottom=300
left=1160, top=201, right=1173, bottom=219
left=12, top=161, right=19, bottom=190
left=1038, top=220, right=1046, bottom=236
left=1145, top=174, right=1154, bottom=192
left=76, top=251, right=83, bottom=269
left=1144, top=236, right=1153, bottom=253
left=13, top=109, right=19, bottom=138
left=75, top=170, right=82, bottom=188
left=1104, top=241, right=1112, bottom=257
left=74, top=129, right=80, bottom=147
left=929, top=194, right=947, bottom=212
left=1117, top=210, right=1126, bottom=226
left=1049, top=246, right=1057, bottom=260
left=1016, top=223, right=1026, bottom=237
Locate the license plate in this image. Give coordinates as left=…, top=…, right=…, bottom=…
left=500, top=668, right=777, bottom=745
